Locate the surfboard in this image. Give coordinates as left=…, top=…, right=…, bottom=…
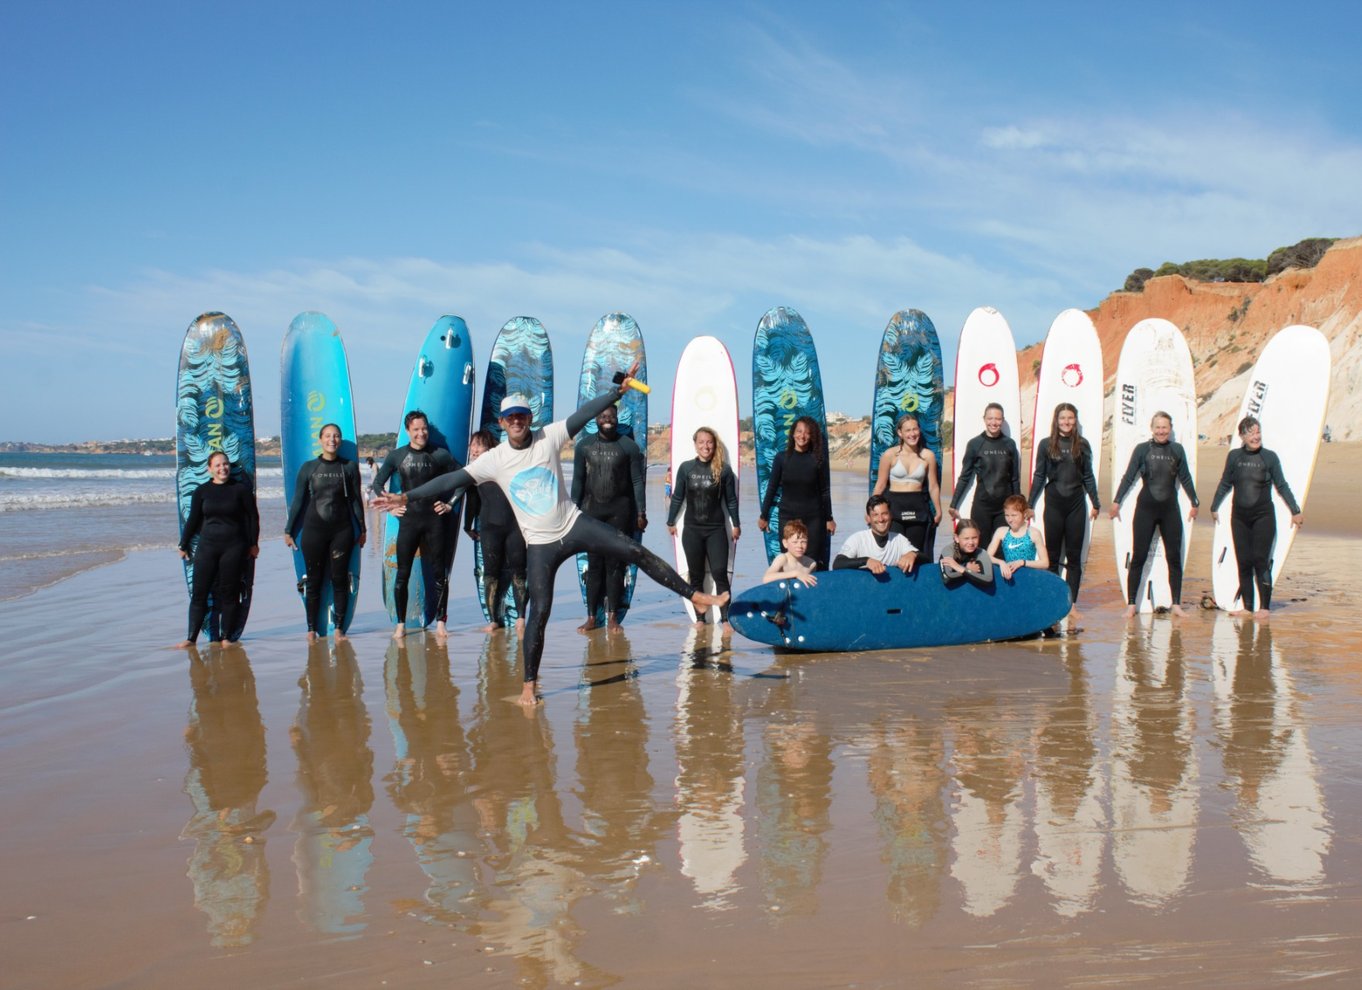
left=574, top=313, right=647, bottom=625
left=670, top=335, right=740, bottom=623
left=869, top=310, right=944, bottom=494
left=729, top=566, right=1070, bottom=652
left=752, top=306, right=827, bottom=564
left=1110, top=318, right=1197, bottom=612
left=1210, top=324, right=1330, bottom=611
left=1028, top=309, right=1104, bottom=571
left=951, top=306, right=1021, bottom=522
left=474, top=316, right=553, bottom=624
left=175, top=311, right=257, bottom=641
left=381, top=316, right=476, bottom=628
left=280, top=311, right=360, bottom=635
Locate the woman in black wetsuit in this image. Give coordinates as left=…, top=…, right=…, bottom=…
left=668, top=427, right=741, bottom=629
left=1028, top=402, right=1100, bottom=616
left=176, top=450, right=260, bottom=648
left=284, top=423, right=366, bottom=642
left=462, top=429, right=527, bottom=633
left=872, top=413, right=941, bottom=557
left=1211, top=415, right=1303, bottom=617
left=1110, top=411, right=1199, bottom=617
left=759, top=416, right=836, bottom=569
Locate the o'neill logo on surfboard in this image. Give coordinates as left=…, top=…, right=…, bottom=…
left=1061, top=363, right=1084, bottom=387
left=977, top=363, right=1000, bottom=387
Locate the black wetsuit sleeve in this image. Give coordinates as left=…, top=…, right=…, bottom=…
left=1266, top=449, right=1301, bottom=514
left=1027, top=439, right=1051, bottom=505
left=243, top=483, right=260, bottom=547
left=820, top=454, right=833, bottom=521
left=833, top=554, right=868, bottom=570
left=1113, top=442, right=1148, bottom=506
left=950, top=436, right=982, bottom=508
left=285, top=461, right=313, bottom=538
left=666, top=461, right=689, bottom=526
left=722, top=465, right=741, bottom=527
left=180, top=484, right=207, bottom=552
left=1081, top=441, right=1100, bottom=510
left=566, top=387, right=625, bottom=438
left=1008, top=440, right=1021, bottom=497
left=403, top=467, right=474, bottom=502
left=628, top=438, right=646, bottom=516
left=571, top=440, right=587, bottom=506
left=759, top=451, right=786, bottom=520
left=345, top=460, right=366, bottom=535
left=371, top=449, right=401, bottom=496
left=463, top=486, right=482, bottom=536
left=1210, top=453, right=1236, bottom=512
left=1173, top=442, right=1199, bottom=506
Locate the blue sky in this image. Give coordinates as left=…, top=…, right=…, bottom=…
left=4, top=1, right=1360, bottom=442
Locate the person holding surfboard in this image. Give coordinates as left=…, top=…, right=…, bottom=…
left=1110, top=411, right=1199, bottom=618
left=572, top=404, right=647, bottom=632
left=940, top=518, right=994, bottom=587
left=176, top=451, right=260, bottom=648
left=873, top=413, right=941, bottom=557
left=758, top=416, right=836, bottom=570
left=284, top=423, right=367, bottom=642
left=833, top=495, right=918, bottom=575
left=1210, top=415, right=1303, bottom=618
left=949, top=403, right=1021, bottom=539
left=1028, top=403, right=1100, bottom=612
left=462, top=429, right=528, bottom=633
left=668, top=427, right=742, bottom=632
left=375, top=367, right=728, bottom=706
left=371, top=410, right=462, bottom=640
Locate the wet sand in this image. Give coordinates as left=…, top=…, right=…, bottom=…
left=3, top=449, right=1361, bottom=988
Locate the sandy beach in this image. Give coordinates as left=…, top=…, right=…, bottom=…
left=3, top=446, right=1361, bottom=988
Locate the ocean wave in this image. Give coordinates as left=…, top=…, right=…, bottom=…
left=0, top=466, right=285, bottom=480
left=0, top=542, right=174, bottom=562
left=0, top=485, right=287, bottom=512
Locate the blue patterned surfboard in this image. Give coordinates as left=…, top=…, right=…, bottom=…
left=752, top=306, right=827, bottom=564
left=869, top=310, right=944, bottom=494
left=281, top=312, right=360, bottom=635
left=574, top=313, right=647, bottom=625
left=175, top=312, right=257, bottom=641
left=381, top=316, right=477, bottom=628
left=473, top=316, right=553, bottom=624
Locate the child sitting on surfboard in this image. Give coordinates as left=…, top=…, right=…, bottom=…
left=762, top=519, right=819, bottom=586
left=940, top=519, right=994, bottom=587
left=987, top=494, right=1049, bottom=580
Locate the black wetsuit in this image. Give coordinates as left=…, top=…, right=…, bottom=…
left=1114, top=439, right=1198, bottom=607
left=180, top=478, right=259, bottom=642
left=571, top=429, right=647, bottom=618
left=464, top=478, right=526, bottom=626
left=950, top=432, right=1020, bottom=537
left=371, top=444, right=460, bottom=624
left=285, top=456, right=366, bottom=633
left=759, top=448, right=834, bottom=570
left=668, top=458, right=740, bottom=623
left=1028, top=434, right=1100, bottom=604
left=1211, top=446, right=1300, bottom=612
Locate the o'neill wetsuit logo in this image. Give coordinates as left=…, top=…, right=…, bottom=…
left=1062, top=363, right=1084, bottom=387
left=977, top=363, right=1000, bottom=387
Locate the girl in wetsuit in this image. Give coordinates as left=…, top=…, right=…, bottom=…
left=940, top=519, right=994, bottom=587
left=462, top=430, right=527, bottom=632
left=176, top=450, right=260, bottom=647
left=668, top=427, right=742, bottom=629
left=759, top=416, right=836, bottom=570
left=284, top=423, right=366, bottom=641
left=1028, top=402, right=1100, bottom=610
left=873, top=413, right=942, bottom=557
left=1110, top=411, right=1199, bottom=617
left=987, top=494, right=1049, bottom=580
left=1210, top=415, right=1303, bottom=617
left=949, top=402, right=1021, bottom=540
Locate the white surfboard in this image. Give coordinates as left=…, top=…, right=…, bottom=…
left=1110, top=319, right=1197, bottom=612
left=1210, top=325, right=1330, bottom=611
left=1028, top=309, right=1104, bottom=570
left=670, top=336, right=740, bottom=623
left=951, top=307, right=1021, bottom=522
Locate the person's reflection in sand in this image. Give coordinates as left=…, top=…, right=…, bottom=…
left=289, top=640, right=374, bottom=936
left=180, top=646, right=274, bottom=947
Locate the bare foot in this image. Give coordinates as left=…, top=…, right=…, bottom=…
left=693, top=619, right=707, bottom=629
left=577, top=617, right=598, bottom=633
left=435, top=621, right=449, bottom=641
left=1254, top=609, right=1271, bottom=621
left=173, top=639, right=196, bottom=650
left=1067, top=607, right=1082, bottom=624
left=1123, top=604, right=1137, bottom=618
left=479, top=621, right=502, bottom=633
left=692, top=590, right=730, bottom=610
left=721, top=622, right=734, bottom=636
left=607, top=617, right=623, bottom=633
left=392, top=625, right=406, bottom=641
left=335, top=629, right=348, bottom=642
left=306, top=631, right=318, bottom=643
left=517, top=682, right=540, bottom=707
left=1170, top=604, right=1189, bottom=617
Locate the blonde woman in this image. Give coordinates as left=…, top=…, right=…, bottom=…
left=667, top=427, right=741, bottom=627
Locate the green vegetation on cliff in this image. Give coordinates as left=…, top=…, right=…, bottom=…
left=1122, top=237, right=1337, bottom=293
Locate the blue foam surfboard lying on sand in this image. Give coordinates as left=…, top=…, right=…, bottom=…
left=729, top=566, right=1070, bottom=652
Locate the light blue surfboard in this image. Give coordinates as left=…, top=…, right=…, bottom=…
left=281, top=311, right=360, bottom=635
left=869, top=310, right=944, bottom=496
left=175, top=312, right=257, bottom=641
left=381, top=316, right=476, bottom=628
left=752, top=306, right=827, bottom=564
left=574, top=313, right=647, bottom=625
left=473, top=316, right=553, bottom=624
left=730, top=566, right=1070, bottom=652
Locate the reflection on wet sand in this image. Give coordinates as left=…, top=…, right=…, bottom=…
left=289, top=640, right=374, bottom=937
left=674, top=625, right=747, bottom=909
left=181, top=646, right=274, bottom=947
left=1111, top=619, right=1198, bottom=906
left=1212, top=616, right=1330, bottom=887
